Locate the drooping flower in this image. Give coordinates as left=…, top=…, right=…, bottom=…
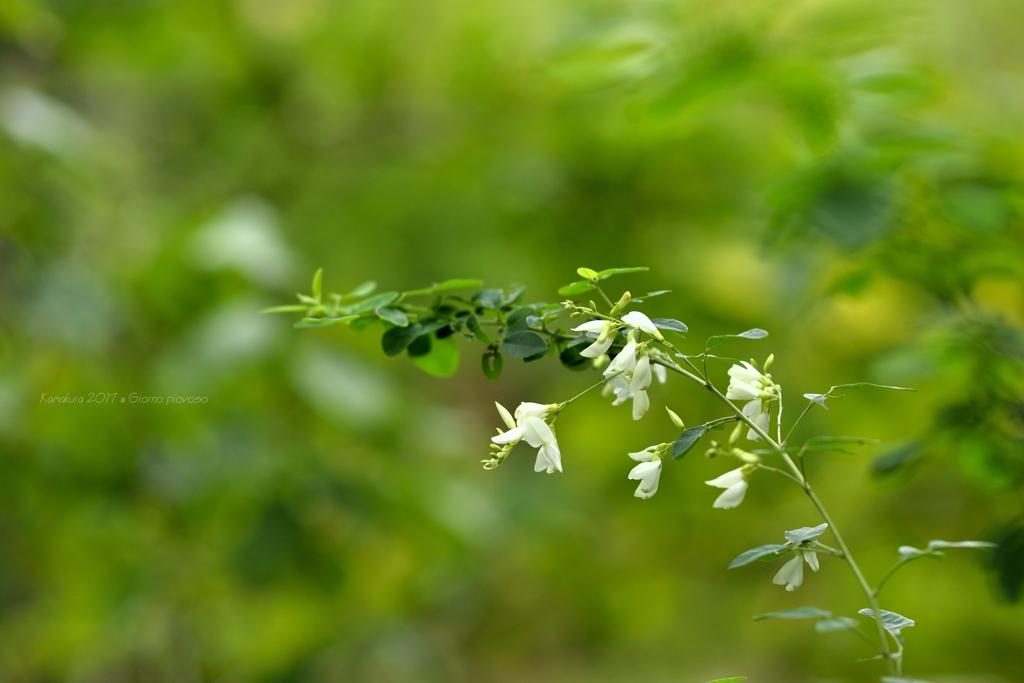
left=627, top=446, right=663, bottom=499
left=491, top=402, right=562, bottom=473
left=601, top=339, right=652, bottom=419
left=621, top=311, right=664, bottom=341
left=572, top=320, right=616, bottom=358
left=705, top=467, right=750, bottom=509
left=772, top=550, right=820, bottom=591
left=726, top=361, right=775, bottom=441
left=653, top=362, right=667, bottom=385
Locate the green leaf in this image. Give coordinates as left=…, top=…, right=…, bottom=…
left=652, top=318, right=688, bottom=333
left=805, top=436, right=880, bottom=447
left=311, top=267, right=323, bottom=302
left=872, top=441, right=923, bottom=476
left=472, top=289, right=504, bottom=309
left=559, top=341, right=592, bottom=371
left=729, top=544, right=790, bottom=569
left=899, top=540, right=996, bottom=559
left=577, top=267, right=599, bottom=281
left=506, top=306, right=536, bottom=331
left=404, top=279, right=484, bottom=297
left=785, top=523, right=829, bottom=544
left=926, top=539, right=996, bottom=551
left=596, top=266, right=649, bottom=280
left=706, top=328, right=768, bottom=349
left=632, top=289, right=671, bottom=301
left=502, top=331, right=549, bottom=358
left=376, top=307, right=409, bottom=327
left=340, top=292, right=400, bottom=315
left=753, top=606, right=833, bottom=621
left=407, top=334, right=432, bottom=357
left=261, top=305, right=310, bottom=314
left=557, top=280, right=596, bottom=296
left=815, top=617, right=859, bottom=633
left=482, top=349, right=503, bottom=380
left=672, top=424, right=710, bottom=459
left=830, top=382, right=917, bottom=392
left=294, top=318, right=342, bottom=328
left=706, top=678, right=747, bottom=683
left=857, top=609, right=915, bottom=636
left=381, top=323, right=424, bottom=357
left=502, top=284, right=526, bottom=306
left=412, top=335, right=460, bottom=377
left=347, top=280, right=377, bottom=298
left=466, top=315, right=495, bottom=345
left=350, top=317, right=378, bottom=332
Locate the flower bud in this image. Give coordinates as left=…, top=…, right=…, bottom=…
left=732, top=448, right=761, bottom=464
left=610, top=291, right=632, bottom=316
left=764, top=353, right=775, bottom=371
left=729, top=422, right=743, bottom=446
left=593, top=354, right=610, bottom=370
left=666, top=407, right=685, bottom=429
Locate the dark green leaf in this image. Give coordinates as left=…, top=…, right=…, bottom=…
left=567, top=335, right=593, bottom=348
left=376, top=306, right=409, bottom=327
left=466, top=315, right=495, bottom=344
left=729, top=544, right=790, bottom=569
left=507, top=306, right=536, bottom=331
left=502, top=284, right=526, bottom=306
left=559, top=342, right=591, bottom=371
left=482, top=349, right=503, bottom=380
left=596, top=266, right=650, bottom=280
left=672, top=424, right=711, bottom=459
left=472, top=289, right=504, bottom=309
left=653, top=318, right=688, bottom=333
left=557, top=280, right=596, bottom=296
left=706, top=328, right=769, bottom=349
left=411, top=335, right=460, bottom=377
left=382, top=323, right=424, bottom=357
left=407, top=334, right=432, bottom=357
left=753, top=607, right=833, bottom=621
left=871, top=441, right=923, bottom=477
left=502, top=331, right=549, bottom=358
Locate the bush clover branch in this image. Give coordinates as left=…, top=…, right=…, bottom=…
left=269, top=266, right=997, bottom=682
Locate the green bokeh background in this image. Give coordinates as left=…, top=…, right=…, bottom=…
left=1, top=0, right=1023, bottom=681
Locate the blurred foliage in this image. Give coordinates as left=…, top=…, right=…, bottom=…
left=1, top=0, right=1023, bottom=681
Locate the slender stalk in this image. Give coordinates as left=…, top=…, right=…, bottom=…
left=592, top=283, right=616, bottom=310
left=660, top=360, right=897, bottom=674
left=874, top=558, right=911, bottom=596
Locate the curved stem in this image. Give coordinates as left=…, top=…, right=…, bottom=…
left=661, top=361, right=897, bottom=674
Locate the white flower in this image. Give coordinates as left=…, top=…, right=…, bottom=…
left=628, top=447, right=663, bottom=499
left=572, top=320, right=615, bottom=358
left=601, top=340, right=651, bottom=420
left=621, top=311, right=664, bottom=340
left=653, top=362, right=667, bottom=385
left=741, top=397, right=771, bottom=441
left=772, top=550, right=819, bottom=591
left=705, top=467, right=749, bottom=509
left=726, top=361, right=775, bottom=441
left=491, top=402, right=562, bottom=473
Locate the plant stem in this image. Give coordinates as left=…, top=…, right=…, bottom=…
left=661, top=361, right=897, bottom=674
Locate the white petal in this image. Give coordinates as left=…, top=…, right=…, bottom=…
left=747, top=404, right=770, bottom=441
left=712, top=480, right=748, bottom=509
left=621, top=311, right=659, bottom=337
left=580, top=336, right=613, bottom=358
left=628, top=448, right=656, bottom=462
left=631, top=389, right=650, bottom=420
left=705, top=467, right=745, bottom=489
left=495, top=402, right=516, bottom=429
left=605, top=340, right=637, bottom=377
left=535, top=442, right=562, bottom=473
left=628, top=460, right=661, bottom=480
left=773, top=556, right=804, bottom=591
left=652, top=363, right=667, bottom=385
left=630, top=356, right=652, bottom=393
left=572, top=320, right=607, bottom=333
left=515, top=402, right=550, bottom=423
left=726, top=380, right=760, bottom=401
left=728, top=362, right=763, bottom=384
left=491, top=426, right=524, bottom=445
left=521, top=415, right=554, bottom=448
left=804, top=551, right=820, bottom=572
left=741, top=398, right=763, bottom=418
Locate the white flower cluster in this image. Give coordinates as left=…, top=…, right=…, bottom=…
left=491, top=402, right=562, bottom=473
left=725, top=360, right=777, bottom=441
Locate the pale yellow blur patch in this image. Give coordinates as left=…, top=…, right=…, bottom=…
left=973, top=278, right=1024, bottom=325
left=673, top=238, right=780, bottom=318
left=808, top=281, right=916, bottom=355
